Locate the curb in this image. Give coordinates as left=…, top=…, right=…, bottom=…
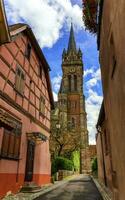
left=91, top=176, right=112, bottom=200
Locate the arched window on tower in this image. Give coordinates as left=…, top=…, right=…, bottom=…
left=74, top=75, right=77, bottom=91
left=68, top=75, right=71, bottom=92
left=71, top=117, right=75, bottom=128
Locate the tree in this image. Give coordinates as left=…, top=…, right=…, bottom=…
left=50, top=114, right=81, bottom=159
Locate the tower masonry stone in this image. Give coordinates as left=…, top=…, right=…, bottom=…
left=52, top=24, right=90, bottom=173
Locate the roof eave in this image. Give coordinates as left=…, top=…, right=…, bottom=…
left=0, top=0, right=11, bottom=44
left=96, top=100, right=105, bottom=128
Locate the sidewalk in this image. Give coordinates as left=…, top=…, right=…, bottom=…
left=91, top=176, right=112, bottom=200
left=2, top=175, right=78, bottom=200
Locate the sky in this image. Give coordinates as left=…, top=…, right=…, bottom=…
left=4, top=0, right=103, bottom=144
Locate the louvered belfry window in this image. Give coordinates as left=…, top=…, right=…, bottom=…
left=1, top=127, right=21, bottom=160
left=74, top=75, right=77, bottom=91
left=68, top=75, right=71, bottom=92
left=15, top=66, right=25, bottom=95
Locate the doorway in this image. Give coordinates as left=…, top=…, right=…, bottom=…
left=25, top=140, right=35, bottom=182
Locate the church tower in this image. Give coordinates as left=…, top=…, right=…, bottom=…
left=58, top=24, right=89, bottom=173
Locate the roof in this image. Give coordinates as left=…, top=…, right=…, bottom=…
left=9, top=23, right=54, bottom=109
left=0, top=0, right=10, bottom=44
left=96, top=100, right=105, bottom=127
left=67, top=23, right=77, bottom=52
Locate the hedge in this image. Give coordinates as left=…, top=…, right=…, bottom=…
left=51, top=156, right=74, bottom=174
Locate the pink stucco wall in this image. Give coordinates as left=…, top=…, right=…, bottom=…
left=0, top=30, right=52, bottom=198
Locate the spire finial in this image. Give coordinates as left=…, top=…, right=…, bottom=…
left=67, top=23, right=77, bottom=52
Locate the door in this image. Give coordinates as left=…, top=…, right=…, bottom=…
left=25, top=140, right=35, bottom=182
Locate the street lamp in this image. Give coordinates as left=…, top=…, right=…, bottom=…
left=56, top=123, right=61, bottom=129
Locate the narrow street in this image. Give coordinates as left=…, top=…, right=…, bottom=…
left=35, top=175, right=103, bottom=200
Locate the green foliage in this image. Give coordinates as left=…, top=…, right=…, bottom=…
left=71, top=151, right=80, bottom=172
left=91, top=157, right=98, bottom=172
left=51, top=156, right=74, bottom=175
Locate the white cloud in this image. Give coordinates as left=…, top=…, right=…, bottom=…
left=84, top=68, right=94, bottom=77
left=86, top=68, right=101, bottom=89
left=92, top=68, right=101, bottom=80
left=86, top=90, right=103, bottom=144
left=85, top=68, right=103, bottom=144
left=53, top=92, right=58, bottom=102
left=52, top=75, right=62, bottom=93
left=5, top=0, right=83, bottom=48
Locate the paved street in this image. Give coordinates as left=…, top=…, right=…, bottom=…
left=35, top=175, right=103, bottom=200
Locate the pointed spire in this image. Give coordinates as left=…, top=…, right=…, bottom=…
left=67, top=23, right=77, bottom=52
left=62, top=48, right=66, bottom=56
left=78, top=48, right=82, bottom=56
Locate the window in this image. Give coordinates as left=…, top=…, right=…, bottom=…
left=111, top=56, right=117, bottom=79
left=25, top=43, right=31, bottom=60
left=110, top=33, right=116, bottom=79
left=15, top=66, right=25, bottom=95
left=40, top=96, right=45, bottom=115
left=112, top=171, right=118, bottom=189
left=74, top=75, right=77, bottom=91
left=1, top=128, right=21, bottom=160
left=68, top=75, right=71, bottom=92
left=71, top=117, right=76, bottom=128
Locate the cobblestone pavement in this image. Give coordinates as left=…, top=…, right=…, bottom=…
left=35, top=175, right=103, bottom=200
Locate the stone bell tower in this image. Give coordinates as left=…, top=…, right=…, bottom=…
left=58, top=24, right=89, bottom=173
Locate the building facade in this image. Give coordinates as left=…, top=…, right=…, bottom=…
left=51, top=24, right=89, bottom=173
left=96, top=0, right=125, bottom=199
left=0, top=23, right=54, bottom=197
left=96, top=102, right=113, bottom=195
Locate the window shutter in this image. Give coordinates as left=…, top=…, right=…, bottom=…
left=1, top=127, right=21, bottom=160
left=8, top=133, right=15, bottom=157
left=1, top=130, right=10, bottom=156
left=40, top=97, right=45, bottom=115
left=14, top=136, right=20, bottom=158
left=15, top=66, right=25, bottom=94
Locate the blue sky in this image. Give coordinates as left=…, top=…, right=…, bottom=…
left=5, top=0, right=103, bottom=144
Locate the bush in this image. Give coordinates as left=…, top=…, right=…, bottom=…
left=71, top=151, right=80, bottom=172
left=91, top=157, right=98, bottom=172
left=51, top=156, right=74, bottom=175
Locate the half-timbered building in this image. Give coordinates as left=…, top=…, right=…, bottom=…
left=0, top=22, right=54, bottom=197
